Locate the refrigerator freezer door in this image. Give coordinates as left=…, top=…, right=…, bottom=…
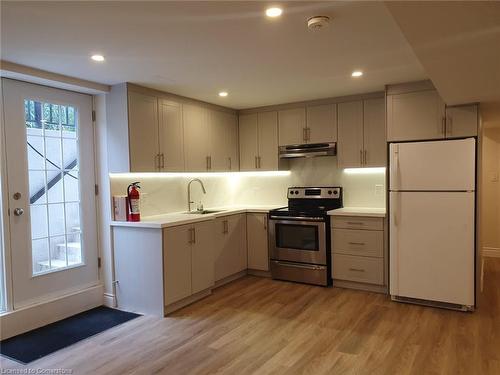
left=390, top=138, right=475, bottom=191
left=390, top=191, right=474, bottom=306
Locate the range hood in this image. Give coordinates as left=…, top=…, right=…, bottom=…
left=279, top=143, right=336, bottom=159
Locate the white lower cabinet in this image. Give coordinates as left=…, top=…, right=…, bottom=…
left=247, top=213, right=269, bottom=271
left=331, top=215, right=387, bottom=292
left=214, top=214, right=247, bottom=281
left=164, top=220, right=215, bottom=305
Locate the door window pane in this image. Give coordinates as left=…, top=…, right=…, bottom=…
left=25, top=99, right=82, bottom=275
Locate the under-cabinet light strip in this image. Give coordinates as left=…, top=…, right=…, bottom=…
left=109, top=171, right=291, bottom=178
left=343, top=167, right=386, bottom=175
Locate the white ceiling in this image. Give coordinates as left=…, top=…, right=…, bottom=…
left=386, top=1, right=500, bottom=106
left=1, top=1, right=426, bottom=109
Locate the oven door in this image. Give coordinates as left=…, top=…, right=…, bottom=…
left=269, top=217, right=326, bottom=265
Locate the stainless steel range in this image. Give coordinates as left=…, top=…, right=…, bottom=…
left=268, top=187, right=342, bottom=286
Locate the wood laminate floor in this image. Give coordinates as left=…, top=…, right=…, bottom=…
left=2, top=258, right=500, bottom=375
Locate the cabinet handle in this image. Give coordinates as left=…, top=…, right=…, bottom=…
left=303, top=128, right=307, bottom=142
left=188, top=228, right=194, bottom=244
left=255, top=156, right=258, bottom=169
left=347, top=222, right=364, bottom=225
left=359, top=150, right=363, bottom=165
left=447, top=116, right=453, bottom=136
left=206, top=156, right=210, bottom=171
left=192, top=227, right=196, bottom=244
left=349, top=268, right=365, bottom=272
left=155, top=154, right=160, bottom=170
left=441, top=117, right=446, bottom=135
left=348, top=242, right=366, bottom=246
left=228, top=157, right=232, bottom=170
left=307, top=128, right=311, bottom=141
left=363, top=150, right=367, bottom=165
left=160, top=153, right=165, bottom=169
left=258, top=156, right=262, bottom=169
left=264, top=216, right=268, bottom=231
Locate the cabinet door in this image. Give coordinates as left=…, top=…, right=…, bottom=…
left=210, top=110, right=238, bottom=171
left=215, top=215, right=244, bottom=281
left=337, top=101, right=364, bottom=168
left=128, top=91, right=159, bottom=172
left=258, top=111, right=279, bottom=170
left=278, top=107, right=306, bottom=146
left=183, top=103, right=210, bottom=171
left=158, top=99, right=184, bottom=171
left=191, top=221, right=215, bottom=294
left=247, top=213, right=269, bottom=271
left=214, top=216, right=229, bottom=281
left=239, top=113, right=259, bottom=171
left=164, top=225, right=192, bottom=305
left=446, top=104, right=478, bottom=139
left=306, top=104, right=337, bottom=143
left=363, top=98, right=386, bottom=167
left=387, top=90, right=445, bottom=142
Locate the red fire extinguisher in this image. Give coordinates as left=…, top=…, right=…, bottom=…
left=127, top=182, right=141, bottom=222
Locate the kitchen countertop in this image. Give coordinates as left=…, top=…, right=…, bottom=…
left=110, top=205, right=284, bottom=229
left=327, top=207, right=386, bottom=218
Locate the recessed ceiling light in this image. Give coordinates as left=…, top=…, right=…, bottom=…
left=351, top=71, right=363, bottom=77
left=266, top=7, right=283, bottom=18
left=91, top=54, right=105, bottom=62
left=218, top=91, right=228, bottom=97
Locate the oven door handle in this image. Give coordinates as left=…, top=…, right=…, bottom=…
left=274, top=261, right=326, bottom=271
left=269, top=216, right=324, bottom=222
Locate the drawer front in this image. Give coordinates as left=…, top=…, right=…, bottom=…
left=332, top=254, right=384, bottom=285
left=332, top=229, right=383, bottom=258
left=331, top=216, right=384, bottom=231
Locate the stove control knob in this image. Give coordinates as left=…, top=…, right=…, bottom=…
left=328, top=190, right=332, bottom=195
left=295, top=190, right=299, bottom=195
left=290, top=191, right=294, bottom=195
left=333, top=190, right=338, bottom=195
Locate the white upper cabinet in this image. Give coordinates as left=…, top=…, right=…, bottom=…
left=183, top=103, right=211, bottom=171
left=445, top=104, right=478, bottom=139
left=363, top=98, right=386, bottom=167
left=210, top=110, right=239, bottom=171
left=306, top=104, right=337, bottom=144
left=239, top=113, right=259, bottom=171
left=127, top=91, right=159, bottom=172
left=387, top=89, right=446, bottom=142
left=258, top=111, right=279, bottom=170
left=278, top=107, right=306, bottom=146
left=337, top=101, right=364, bottom=168
left=338, top=98, right=386, bottom=168
left=158, top=99, right=184, bottom=172
left=239, top=111, right=279, bottom=171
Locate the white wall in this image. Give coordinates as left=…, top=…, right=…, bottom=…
left=481, top=127, right=500, bottom=251
left=109, top=157, right=386, bottom=218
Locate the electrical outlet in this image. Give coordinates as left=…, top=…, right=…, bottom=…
left=374, top=184, right=384, bottom=196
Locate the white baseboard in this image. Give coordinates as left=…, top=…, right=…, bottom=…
left=483, top=247, right=500, bottom=258
left=0, top=284, right=104, bottom=340
left=103, top=292, right=116, bottom=308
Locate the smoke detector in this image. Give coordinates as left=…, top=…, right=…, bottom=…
left=307, top=16, right=331, bottom=31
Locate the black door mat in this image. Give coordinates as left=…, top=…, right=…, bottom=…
left=0, top=306, right=141, bottom=364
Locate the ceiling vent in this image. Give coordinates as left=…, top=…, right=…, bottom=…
left=307, top=16, right=331, bottom=31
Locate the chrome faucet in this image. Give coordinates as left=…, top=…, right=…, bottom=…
left=187, top=178, right=207, bottom=212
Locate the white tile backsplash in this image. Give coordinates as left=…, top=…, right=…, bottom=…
left=110, top=156, right=386, bottom=217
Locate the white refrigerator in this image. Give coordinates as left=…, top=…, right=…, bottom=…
left=389, top=138, right=476, bottom=309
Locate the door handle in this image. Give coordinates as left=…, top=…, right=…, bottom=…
left=13, top=208, right=24, bottom=216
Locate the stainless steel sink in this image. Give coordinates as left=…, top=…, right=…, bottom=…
left=184, top=210, right=224, bottom=215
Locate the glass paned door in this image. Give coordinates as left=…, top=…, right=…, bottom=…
left=25, top=100, right=83, bottom=275
left=2, top=79, right=98, bottom=309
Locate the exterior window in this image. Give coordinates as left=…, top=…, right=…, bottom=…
left=25, top=99, right=82, bottom=275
